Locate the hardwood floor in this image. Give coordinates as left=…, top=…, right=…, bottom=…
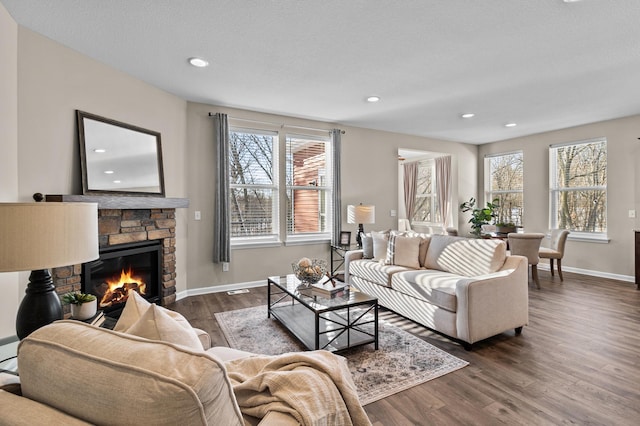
left=171, top=272, right=640, bottom=425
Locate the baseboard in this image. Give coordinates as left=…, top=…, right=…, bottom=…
left=537, top=263, right=634, bottom=283
left=176, top=280, right=266, bottom=301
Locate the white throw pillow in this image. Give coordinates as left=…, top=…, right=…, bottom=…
left=125, top=304, right=204, bottom=350
left=114, top=290, right=193, bottom=333
left=385, top=235, right=421, bottom=269
left=371, top=230, right=390, bottom=262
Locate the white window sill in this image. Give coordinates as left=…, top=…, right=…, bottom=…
left=284, top=235, right=331, bottom=246
left=231, top=240, right=282, bottom=250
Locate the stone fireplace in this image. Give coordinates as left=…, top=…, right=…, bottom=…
left=46, top=195, right=188, bottom=318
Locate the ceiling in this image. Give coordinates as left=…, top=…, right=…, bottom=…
left=3, top=0, right=640, bottom=144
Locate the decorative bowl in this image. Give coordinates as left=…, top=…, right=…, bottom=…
left=292, top=258, right=327, bottom=285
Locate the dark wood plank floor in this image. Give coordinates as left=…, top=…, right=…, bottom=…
left=171, top=272, right=640, bottom=425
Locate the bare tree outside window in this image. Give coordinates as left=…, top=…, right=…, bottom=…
left=550, top=139, right=607, bottom=233
left=485, top=152, right=524, bottom=225
left=228, top=129, right=277, bottom=238
left=412, top=160, right=440, bottom=224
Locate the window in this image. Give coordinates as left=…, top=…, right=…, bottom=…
left=550, top=138, right=607, bottom=236
left=228, top=128, right=278, bottom=242
left=485, top=151, right=524, bottom=226
left=411, top=160, right=440, bottom=224
left=228, top=126, right=333, bottom=246
left=286, top=134, right=332, bottom=240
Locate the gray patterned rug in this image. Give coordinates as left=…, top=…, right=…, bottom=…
left=214, top=306, right=468, bottom=405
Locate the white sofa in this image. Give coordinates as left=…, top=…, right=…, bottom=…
left=0, top=293, right=370, bottom=425
left=345, top=232, right=529, bottom=349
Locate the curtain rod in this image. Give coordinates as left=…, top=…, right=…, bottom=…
left=207, top=113, right=345, bottom=134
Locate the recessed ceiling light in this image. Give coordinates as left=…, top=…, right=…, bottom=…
left=104, top=170, right=115, bottom=174
left=461, top=113, right=475, bottom=119
left=188, top=57, right=209, bottom=68
left=563, top=0, right=582, bottom=3
left=113, top=180, right=121, bottom=184
left=93, top=148, right=106, bottom=153
left=505, top=123, right=517, bottom=128
left=366, top=96, right=380, bottom=103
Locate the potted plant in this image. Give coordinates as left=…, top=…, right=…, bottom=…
left=459, top=197, right=500, bottom=237
left=495, top=222, right=517, bottom=234
left=62, top=292, right=97, bottom=320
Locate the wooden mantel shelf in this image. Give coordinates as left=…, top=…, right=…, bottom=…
left=45, top=194, right=189, bottom=209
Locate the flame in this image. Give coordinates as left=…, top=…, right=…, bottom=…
left=100, top=267, right=147, bottom=307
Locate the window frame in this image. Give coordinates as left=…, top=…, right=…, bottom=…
left=228, top=126, right=280, bottom=247
left=484, top=150, right=524, bottom=226
left=410, top=159, right=440, bottom=226
left=549, top=137, right=608, bottom=241
left=285, top=133, right=333, bottom=245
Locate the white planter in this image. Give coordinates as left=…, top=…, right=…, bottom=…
left=71, top=299, right=97, bottom=320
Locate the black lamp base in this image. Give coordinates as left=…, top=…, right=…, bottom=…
left=356, top=224, right=365, bottom=248
left=15, top=269, right=63, bottom=340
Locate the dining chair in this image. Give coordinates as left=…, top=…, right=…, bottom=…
left=539, top=229, right=570, bottom=281
left=507, top=233, right=545, bottom=289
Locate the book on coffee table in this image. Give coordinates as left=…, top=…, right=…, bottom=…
left=311, top=279, right=347, bottom=297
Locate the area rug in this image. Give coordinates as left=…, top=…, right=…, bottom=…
left=214, top=306, right=468, bottom=405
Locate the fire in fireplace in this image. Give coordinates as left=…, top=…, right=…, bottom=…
left=82, top=240, right=162, bottom=317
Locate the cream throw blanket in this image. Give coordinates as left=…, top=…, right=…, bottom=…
left=225, top=350, right=371, bottom=426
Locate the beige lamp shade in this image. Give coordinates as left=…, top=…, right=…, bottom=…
left=347, top=204, right=375, bottom=225
left=0, top=202, right=99, bottom=272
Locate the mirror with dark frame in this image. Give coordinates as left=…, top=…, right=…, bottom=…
left=77, top=110, right=165, bottom=196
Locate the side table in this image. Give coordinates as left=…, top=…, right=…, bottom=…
left=330, top=243, right=357, bottom=279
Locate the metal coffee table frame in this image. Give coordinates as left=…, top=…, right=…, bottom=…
left=267, top=275, right=378, bottom=352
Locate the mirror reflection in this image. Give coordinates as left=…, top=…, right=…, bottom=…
left=78, top=111, right=165, bottom=196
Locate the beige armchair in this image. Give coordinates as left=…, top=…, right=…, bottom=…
left=508, top=233, right=545, bottom=289
left=539, top=229, right=570, bottom=281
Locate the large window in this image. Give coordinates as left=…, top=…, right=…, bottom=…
left=286, top=134, right=332, bottom=239
left=411, top=160, right=440, bottom=224
left=228, top=128, right=278, bottom=241
left=229, top=126, right=333, bottom=245
left=485, top=151, right=524, bottom=226
left=550, top=138, right=607, bottom=236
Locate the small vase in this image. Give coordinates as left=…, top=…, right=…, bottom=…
left=71, top=299, right=97, bottom=320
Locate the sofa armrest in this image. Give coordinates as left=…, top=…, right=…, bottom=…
left=455, top=255, right=529, bottom=344
left=0, top=390, right=92, bottom=425
left=193, top=327, right=212, bottom=350
left=344, top=250, right=364, bottom=285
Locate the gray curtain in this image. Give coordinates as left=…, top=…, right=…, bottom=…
left=331, top=129, right=342, bottom=245
left=403, top=161, right=418, bottom=221
left=435, top=155, right=452, bottom=228
left=213, top=113, right=230, bottom=263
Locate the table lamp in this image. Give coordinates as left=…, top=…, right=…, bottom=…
left=0, top=202, right=99, bottom=339
left=347, top=203, right=375, bottom=248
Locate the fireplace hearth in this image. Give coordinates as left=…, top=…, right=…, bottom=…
left=82, top=240, right=162, bottom=316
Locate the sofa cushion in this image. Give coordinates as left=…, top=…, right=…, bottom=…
left=125, top=304, right=204, bottom=350
left=18, top=321, right=244, bottom=426
left=424, top=235, right=507, bottom=276
left=391, top=270, right=464, bottom=312
left=405, top=231, right=432, bottom=267
left=360, top=232, right=373, bottom=259
left=114, top=290, right=193, bottom=333
left=349, top=259, right=412, bottom=287
left=371, top=230, right=390, bottom=261
left=385, top=235, right=421, bottom=269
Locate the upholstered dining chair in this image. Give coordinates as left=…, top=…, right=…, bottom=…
left=539, top=229, right=570, bottom=281
left=508, top=233, right=545, bottom=289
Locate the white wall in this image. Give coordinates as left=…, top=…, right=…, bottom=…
left=479, top=115, right=640, bottom=279
left=0, top=2, right=20, bottom=340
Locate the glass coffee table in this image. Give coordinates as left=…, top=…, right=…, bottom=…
left=267, top=274, right=378, bottom=352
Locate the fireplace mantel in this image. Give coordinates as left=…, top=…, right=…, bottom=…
left=46, top=194, right=189, bottom=209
